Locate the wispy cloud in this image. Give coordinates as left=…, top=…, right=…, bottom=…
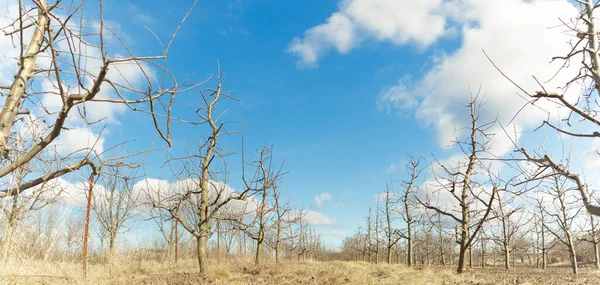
left=314, top=192, right=332, bottom=208
left=128, top=4, right=156, bottom=24
left=287, top=0, right=448, bottom=67
left=302, top=210, right=337, bottom=226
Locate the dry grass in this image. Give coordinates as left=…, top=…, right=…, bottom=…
left=2, top=259, right=600, bottom=284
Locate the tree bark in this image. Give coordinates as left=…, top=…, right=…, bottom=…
left=0, top=0, right=48, bottom=157
left=197, top=235, right=208, bottom=274
left=504, top=243, right=510, bottom=270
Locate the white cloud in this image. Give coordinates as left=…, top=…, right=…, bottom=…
left=377, top=0, right=579, bottom=152
left=581, top=139, right=600, bottom=171
left=302, top=210, right=337, bottom=226
left=133, top=177, right=258, bottom=218
left=288, top=0, right=448, bottom=67
left=0, top=0, right=159, bottom=165
left=128, top=4, right=156, bottom=24
left=314, top=192, right=332, bottom=208
left=379, top=80, right=418, bottom=112
left=54, top=128, right=104, bottom=156
left=289, top=0, right=583, bottom=156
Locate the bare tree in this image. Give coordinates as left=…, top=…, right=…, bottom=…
left=271, top=191, right=292, bottom=263
left=534, top=202, right=548, bottom=269
left=143, top=184, right=179, bottom=258
left=578, top=197, right=600, bottom=270
left=396, top=156, right=424, bottom=267
left=425, top=211, right=449, bottom=267
left=490, top=0, right=600, bottom=216
left=0, top=0, right=204, bottom=201
left=418, top=98, right=498, bottom=274
left=91, top=165, right=138, bottom=258
left=537, top=175, right=582, bottom=274
left=366, top=207, right=373, bottom=263
left=236, top=146, right=285, bottom=265
left=488, top=191, right=529, bottom=270
left=149, top=77, right=254, bottom=274
left=374, top=196, right=381, bottom=264
left=382, top=183, right=401, bottom=264
left=0, top=163, right=63, bottom=261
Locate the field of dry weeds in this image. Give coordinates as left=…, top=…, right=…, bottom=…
left=2, top=259, right=600, bottom=285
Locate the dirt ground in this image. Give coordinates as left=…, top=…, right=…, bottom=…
left=2, top=260, right=600, bottom=285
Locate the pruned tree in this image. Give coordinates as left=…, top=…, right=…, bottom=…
left=236, top=146, right=286, bottom=265
left=578, top=197, right=600, bottom=270
left=488, top=191, right=529, bottom=270
left=91, top=164, right=138, bottom=258
left=142, top=180, right=179, bottom=259
left=425, top=211, right=448, bottom=267
left=374, top=196, right=381, bottom=264
left=537, top=175, right=582, bottom=275
left=418, top=98, right=499, bottom=274
left=382, top=183, right=401, bottom=264
left=288, top=209, right=320, bottom=262
left=366, top=207, right=374, bottom=263
left=149, top=76, right=254, bottom=275
left=534, top=201, right=549, bottom=269
left=396, top=156, right=424, bottom=267
left=271, top=191, right=292, bottom=263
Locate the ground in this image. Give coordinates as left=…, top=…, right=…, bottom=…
left=1, top=259, right=600, bottom=284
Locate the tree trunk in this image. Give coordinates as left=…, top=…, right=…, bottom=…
left=255, top=239, right=263, bottom=266
left=217, top=220, right=221, bottom=264
left=275, top=208, right=282, bottom=263
left=174, top=219, right=179, bottom=263
left=480, top=237, right=485, bottom=268
left=439, top=221, right=446, bottom=267
left=275, top=228, right=281, bottom=263
left=197, top=235, right=208, bottom=274
left=0, top=0, right=48, bottom=156
left=407, top=221, right=413, bottom=267
left=457, top=244, right=468, bottom=273
left=504, top=243, right=510, bottom=270
left=108, top=232, right=116, bottom=260
left=468, top=245, right=473, bottom=268
left=457, top=221, right=469, bottom=274
left=1, top=222, right=15, bottom=261
left=568, top=240, right=578, bottom=275
left=594, top=241, right=600, bottom=270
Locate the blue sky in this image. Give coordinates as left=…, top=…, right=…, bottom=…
left=80, top=0, right=600, bottom=246
left=5, top=0, right=598, bottom=248
left=87, top=0, right=458, bottom=245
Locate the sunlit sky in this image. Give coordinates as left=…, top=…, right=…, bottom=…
left=3, top=0, right=600, bottom=247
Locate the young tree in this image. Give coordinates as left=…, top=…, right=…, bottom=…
left=236, top=146, right=285, bottom=265
left=537, top=175, right=582, bottom=275
left=579, top=208, right=600, bottom=270
left=382, top=183, right=401, bottom=264
left=149, top=77, right=254, bottom=274
left=91, top=165, right=138, bottom=258
left=397, top=156, right=424, bottom=267
left=366, top=207, right=374, bottom=263
left=534, top=202, right=548, bottom=269
left=271, top=191, right=292, bottom=263
left=488, top=191, right=529, bottom=270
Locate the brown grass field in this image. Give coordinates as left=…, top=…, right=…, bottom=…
left=2, top=259, right=600, bottom=285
